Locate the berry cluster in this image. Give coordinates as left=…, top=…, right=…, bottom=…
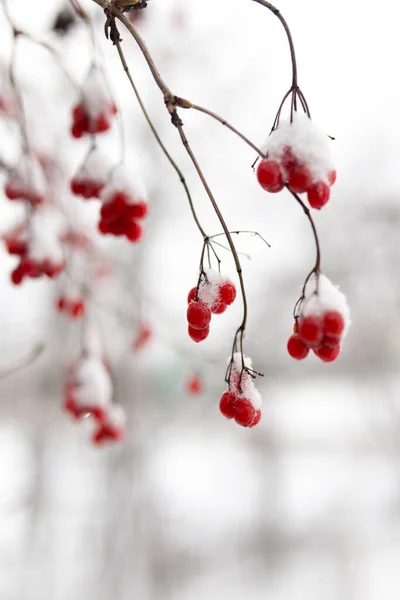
left=186, top=375, right=203, bottom=395
left=186, top=269, right=236, bottom=342
left=5, top=154, right=46, bottom=206
left=219, top=354, right=262, bottom=427
left=70, top=149, right=108, bottom=199
left=287, top=274, right=350, bottom=363
left=257, top=113, right=336, bottom=209
left=6, top=208, right=65, bottom=285
left=56, top=295, right=85, bottom=319
left=70, top=68, right=117, bottom=138
left=287, top=309, right=345, bottom=362
left=98, top=169, right=148, bottom=242
left=99, top=192, right=148, bottom=241
left=71, top=102, right=117, bottom=138
left=64, top=354, right=126, bottom=446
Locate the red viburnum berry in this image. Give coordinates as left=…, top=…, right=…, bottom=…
left=187, top=301, right=211, bottom=330
left=212, top=302, right=227, bottom=315
left=186, top=376, right=203, bottom=395
left=323, top=310, right=345, bottom=338
left=249, top=409, right=262, bottom=428
left=188, top=325, right=209, bottom=343
left=187, top=287, right=197, bottom=304
left=307, top=181, right=330, bottom=209
left=256, top=159, right=284, bottom=193
left=219, top=391, right=237, bottom=419
left=322, top=334, right=341, bottom=349
left=287, top=164, right=312, bottom=194
left=219, top=281, right=236, bottom=305
left=298, top=315, right=323, bottom=347
left=287, top=334, right=309, bottom=360
left=314, top=343, right=341, bottom=362
left=233, top=398, right=256, bottom=427
left=328, top=170, right=337, bottom=186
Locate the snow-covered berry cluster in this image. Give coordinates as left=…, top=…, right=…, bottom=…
left=70, top=149, right=108, bottom=199
left=56, top=292, right=85, bottom=319
left=5, top=153, right=47, bottom=206
left=70, top=70, right=117, bottom=138
left=64, top=353, right=126, bottom=446
left=5, top=208, right=65, bottom=285
left=219, top=353, right=262, bottom=427
left=257, top=113, right=336, bottom=209
left=287, top=275, right=350, bottom=363
left=98, top=167, right=148, bottom=241
left=186, top=269, right=236, bottom=342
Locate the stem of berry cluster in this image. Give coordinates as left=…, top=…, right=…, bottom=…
left=251, top=0, right=298, bottom=90
left=91, top=0, right=254, bottom=367
left=113, top=39, right=207, bottom=238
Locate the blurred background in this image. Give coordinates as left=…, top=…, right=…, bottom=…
left=0, top=0, right=399, bottom=598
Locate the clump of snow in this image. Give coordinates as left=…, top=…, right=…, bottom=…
left=262, top=113, right=334, bottom=185
left=75, top=148, right=110, bottom=184
left=82, top=69, right=112, bottom=120
left=73, top=355, right=113, bottom=413
left=100, top=164, right=147, bottom=205
left=301, top=274, right=351, bottom=339
left=197, top=268, right=234, bottom=308
left=29, top=206, right=64, bottom=265
left=230, top=352, right=262, bottom=410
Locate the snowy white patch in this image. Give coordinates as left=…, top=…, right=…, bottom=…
left=302, top=274, right=351, bottom=339
left=74, top=355, right=113, bottom=412
left=100, top=164, right=147, bottom=205
left=230, top=352, right=262, bottom=410
left=76, top=149, right=110, bottom=183
left=103, top=404, right=127, bottom=429
left=9, top=153, right=47, bottom=198
left=82, top=69, right=112, bottom=120
left=261, top=113, right=334, bottom=185
left=197, top=268, right=223, bottom=307
left=29, top=207, right=64, bottom=265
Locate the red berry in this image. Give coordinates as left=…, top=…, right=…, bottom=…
left=188, top=325, right=209, bottom=343
left=287, top=164, right=312, bottom=193
left=187, top=301, right=211, bottom=330
left=314, top=344, right=341, bottom=362
left=94, top=113, right=110, bottom=133
left=187, top=287, right=197, bottom=304
left=287, top=334, right=309, bottom=360
left=127, top=202, right=148, bottom=219
left=71, top=300, right=85, bottom=319
left=281, top=147, right=297, bottom=172
left=328, top=170, right=337, bottom=186
left=233, top=398, right=256, bottom=427
left=256, top=159, right=284, bottom=193
left=186, top=376, right=203, bottom=395
left=298, top=315, right=323, bottom=346
left=219, top=391, right=237, bottom=419
left=249, top=409, right=261, bottom=428
left=307, top=182, right=330, bottom=209
left=323, top=310, right=345, bottom=338
left=323, top=334, right=341, bottom=348
left=212, top=302, right=227, bottom=315
left=126, top=221, right=142, bottom=242
left=219, top=281, right=236, bottom=305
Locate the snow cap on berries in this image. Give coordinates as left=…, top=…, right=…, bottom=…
left=73, top=354, right=113, bottom=412
left=100, top=164, right=147, bottom=206
left=230, top=352, right=262, bottom=410
left=302, top=274, right=351, bottom=339
left=197, top=268, right=224, bottom=307
left=29, top=206, right=64, bottom=265
left=82, top=69, right=114, bottom=121
left=262, top=113, right=334, bottom=185
left=5, top=153, right=47, bottom=205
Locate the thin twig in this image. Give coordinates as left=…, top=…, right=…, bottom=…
left=113, top=38, right=206, bottom=237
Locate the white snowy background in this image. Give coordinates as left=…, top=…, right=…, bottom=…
left=0, top=0, right=399, bottom=599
